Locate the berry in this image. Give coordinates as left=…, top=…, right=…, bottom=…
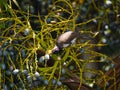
left=27, top=75, right=32, bottom=83
left=101, top=38, right=107, bottom=43
left=99, top=11, right=104, bottom=16
left=105, top=25, right=109, bottom=29
left=3, top=85, right=8, bottom=90
left=44, top=54, right=50, bottom=60
left=39, top=56, right=44, bottom=63
left=69, top=65, right=74, bottom=70
left=21, top=50, right=26, bottom=58
left=46, top=18, right=51, bottom=23
left=52, top=79, right=57, bottom=85
left=34, top=72, right=40, bottom=78
left=105, top=65, right=110, bottom=71
left=3, top=50, right=8, bottom=56
left=18, top=87, right=23, bottom=90
left=105, top=0, right=112, bottom=5
left=37, top=0, right=43, bottom=2
left=24, top=28, right=30, bottom=36
left=61, top=68, right=66, bottom=74
left=110, top=63, right=114, bottom=68
left=60, top=77, right=65, bottom=81
left=13, top=69, right=19, bottom=75
left=80, top=48, right=85, bottom=53
left=104, top=30, right=111, bottom=35
left=57, top=81, right=62, bottom=86
left=44, top=80, right=49, bottom=85
left=6, top=70, right=11, bottom=75
left=9, top=66, right=14, bottom=71
left=1, top=63, right=6, bottom=70
left=22, top=70, right=28, bottom=75
left=10, top=83, right=14, bottom=88
left=30, top=5, right=35, bottom=14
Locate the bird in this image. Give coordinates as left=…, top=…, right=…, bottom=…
left=52, top=30, right=99, bottom=80
left=52, top=30, right=80, bottom=53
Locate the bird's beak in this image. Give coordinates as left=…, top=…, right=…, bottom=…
left=52, top=45, right=59, bottom=53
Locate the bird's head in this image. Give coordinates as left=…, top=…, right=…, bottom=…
left=52, top=45, right=60, bottom=53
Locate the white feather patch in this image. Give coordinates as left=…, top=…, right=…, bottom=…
left=71, top=38, right=77, bottom=44
left=63, top=44, right=70, bottom=47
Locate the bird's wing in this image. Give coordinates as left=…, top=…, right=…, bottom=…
left=57, top=31, right=78, bottom=44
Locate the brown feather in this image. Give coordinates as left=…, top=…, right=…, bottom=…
left=56, top=31, right=80, bottom=48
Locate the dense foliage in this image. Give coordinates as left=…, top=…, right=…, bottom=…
left=0, top=0, right=120, bottom=90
